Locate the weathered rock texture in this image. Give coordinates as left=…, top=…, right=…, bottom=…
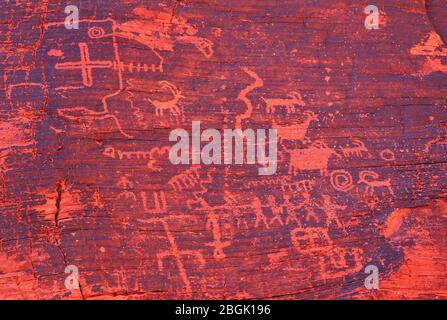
left=0, top=0, right=447, bottom=299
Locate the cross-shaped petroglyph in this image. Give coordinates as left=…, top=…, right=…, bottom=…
left=55, top=43, right=113, bottom=87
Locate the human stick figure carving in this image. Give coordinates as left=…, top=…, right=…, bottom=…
left=191, top=197, right=233, bottom=261
left=138, top=217, right=205, bottom=297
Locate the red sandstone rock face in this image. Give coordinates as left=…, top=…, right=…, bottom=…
left=0, top=0, right=447, bottom=300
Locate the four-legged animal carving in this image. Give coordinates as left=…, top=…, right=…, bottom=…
left=272, top=111, right=318, bottom=144
left=263, top=91, right=305, bottom=114
left=340, top=139, right=369, bottom=158
left=358, top=170, right=394, bottom=197
left=146, top=81, right=184, bottom=117
left=285, top=141, right=341, bottom=176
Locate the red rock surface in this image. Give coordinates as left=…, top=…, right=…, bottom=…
left=1, top=0, right=447, bottom=299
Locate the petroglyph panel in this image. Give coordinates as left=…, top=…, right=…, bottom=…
left=1, top=0, right=447, bottom=300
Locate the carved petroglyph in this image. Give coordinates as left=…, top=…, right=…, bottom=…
left=359, top=170, right=394, bottom=197
left=113, top=60, right=159, bottom=74
left=141, top=191, right=167, bottom=214
left=410, top=31, right=447, bottom=75
left=330, top=169, right=395, bottom=198
left=244, top=176, right=290, bottom=189
left=339, top=139, right=370, bottom=158
left=295, top=190, right=320, bottom=223
left=126, top=78, right=185, bottom=127
left=93, top=189, right=104, bottom=208
left=283, top=195, right=302, bottom=226
left=272, top=111, right=318, bottom=144
left=177, top=36, right=214, bottom=58
left=113, top=176, right=204, bottom=295
left=116, top=176, right=138, bottom=202
left=189, top=197, right=233, bottom=261
left=322, top=247, right=364, bottom=278
left=4, top=2, right=415, bottom=297
left=43, top=19, right=134, bottom=138
left=281, top=179, right=314, bottom=193
left=57, top=105, right=133, bottom=138
left=425, top=127, right=447, bottom=152
left=291, top=227, right=364, bottom=279
left=205, top=209, right=232, bottom=261
left=222, top=190, right=248, bottom=230
left=103, top=145, right=170, bottom=170
left=235, top=68, right=263, bottom=129
left=425, top=137, right=447, bottom=152
left=244, top=176, right=314, bottom=194
left=267, top=195, right=284, bottom=226
left=6, top=82, right=48, bottom=106
left=149, top=218, right=205, bottom=296
left=318, top=195, right=346, bottom=230
left=116, top=8, right=214, bottom=72
left=285, top=141, right=341, bottom=176
left=147, top=147, right=170, bottom=171
left=215, top=192, right=315, bottom=231
left=263, top=91, right=306, bottom=114
left=252, top=196, right=270, bottom=229
left=55, top=42, right=113, bottom=87
left=145, top=81, right=184, bottom=118
left=380, top=149, right=396, bottom=161
left=330, top=170, right=355, bottom=192
left=43, top=14, right=212, bottom=138
left=168, top=167, right=201, bottom=192
left=291, top=227, right=331, bottom=254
